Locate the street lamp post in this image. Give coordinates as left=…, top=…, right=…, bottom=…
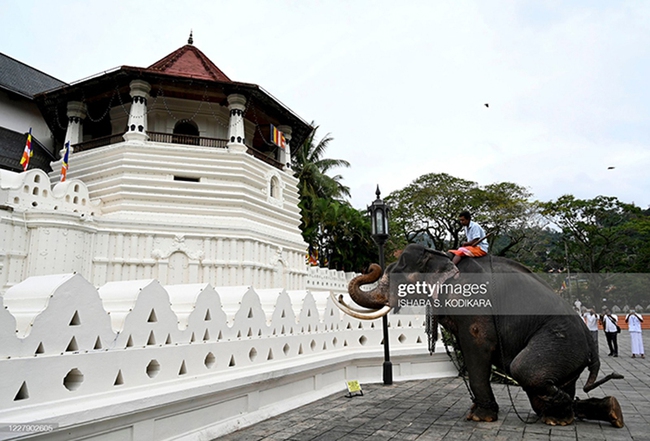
left=368, top=185, right=392, bottom=385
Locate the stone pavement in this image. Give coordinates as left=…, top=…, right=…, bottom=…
left=215, top=330, right=650, bottom=440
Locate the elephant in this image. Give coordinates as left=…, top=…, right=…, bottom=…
left=332, top=243, right=624, bottom=428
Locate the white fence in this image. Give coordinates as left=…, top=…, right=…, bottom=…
left=0, top=274, right=455, bottom=440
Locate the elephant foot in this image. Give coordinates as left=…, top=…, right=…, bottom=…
left=532, top=391, right=575, bottom=426
left=607, top=397, right=624, bottom=428
left=467, top=402, right=499, bottom=422
left=541, top=414, right=574, bottom=426
left=574, top=396, right=625, bottom=428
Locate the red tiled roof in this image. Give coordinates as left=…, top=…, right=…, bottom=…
left=147, top=45, right=231, bottom=82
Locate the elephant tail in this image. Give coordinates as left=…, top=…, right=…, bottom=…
left=582, top=360, right=600, bottom=393
left=583, top=353, right=624, bottom=393
left=583, top=371, right=625, bottom=393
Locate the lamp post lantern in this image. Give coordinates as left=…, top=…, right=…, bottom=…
left=368, top=185, right=392, bottom=385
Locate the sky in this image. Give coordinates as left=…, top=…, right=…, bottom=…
left=2, top=0, right=649, bottom=209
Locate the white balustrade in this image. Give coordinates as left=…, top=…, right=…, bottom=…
left=0, top=273, right=455, bottom=440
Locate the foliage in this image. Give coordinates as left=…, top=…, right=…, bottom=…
left=307, top=198, right=377, bottom=272
left=540, top=195, right=649, bottom=309
left=492, top=225, right=567, bottom=272
left=290, top=130, right=650, bottom=308
left=386, top=173, right=538, bottom=254
left=386, top=173, right=479, bottom=251
left=472, top=182, right=535, bottom=256
left=292, top=123, right=375, bottom=272
left=541, top=195, right=641, bottom=273
left=291, top=122, right=350, bottom=203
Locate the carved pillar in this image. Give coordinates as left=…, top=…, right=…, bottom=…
left=62, top=101, right=87, bottom=157
left=227, top=94, right=247, bottom=153
left=277, top=125, right=292, bottom=171
left=123, top=80, right=151, bottom=143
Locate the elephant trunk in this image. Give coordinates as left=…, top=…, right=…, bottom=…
left=330, top=263, right=392, bottom=321
left=347, top=263, right=390, bottom=309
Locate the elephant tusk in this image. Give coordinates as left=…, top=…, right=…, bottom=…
left=330, top=292, right=392, bottom=320
left=336, top=294, right=380, bottom=314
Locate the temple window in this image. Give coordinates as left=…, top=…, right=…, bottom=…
left=172, top=121, right=200, bottom=145
left=270, top=176, right=280, bottom=199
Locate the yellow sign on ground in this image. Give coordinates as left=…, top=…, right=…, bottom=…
left=346, top=380, right=361, bottom=394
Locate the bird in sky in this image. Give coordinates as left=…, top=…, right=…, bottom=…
left=484, top=103, right=489, bottom=108
left=608, top=166, right=615, bottom=170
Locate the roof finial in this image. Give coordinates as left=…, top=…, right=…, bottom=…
left=188, top=30, right=194, bottom=45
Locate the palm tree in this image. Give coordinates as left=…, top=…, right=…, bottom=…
left=292, top=122, right=351, bottom=202
left=292, top=123, right=354, bottom=266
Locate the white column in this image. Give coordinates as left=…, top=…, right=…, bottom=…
left=123, top=80, right=151, bottom=143
left=61, top=101, right=87, bottom=157
left=277, top=125, right=292, bottom=171
left=227, top=94, right=247, bottom=153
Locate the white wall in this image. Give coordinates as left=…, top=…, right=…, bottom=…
left=0, top=273, right=454, bottom=441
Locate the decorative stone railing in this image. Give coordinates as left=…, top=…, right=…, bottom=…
left=72, top=134, right=127, bottom=152
left=147, top=131, right=228, bottom=148
left=306, top=266, right=357, bottom=294
left=0, top=274, right=454, bottom=440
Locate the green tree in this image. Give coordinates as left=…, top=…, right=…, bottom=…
left=386, top=173, right=537, bottom=254
left=472, top=182, right=535, bottom=256
left=541, top=195, right=642, bottom=274
left=386, top=173, right=478, bottom=250
left=292, top=123, right=350, bottom=203
left=291, top=123, right=377, bottom=271
left=311, top=199, right=376, bottom=272
left=493, top=226, right=564, bottom=272
left=540, top=195, right=645, bottom=309
left=292, top=123, right=350, bottom=259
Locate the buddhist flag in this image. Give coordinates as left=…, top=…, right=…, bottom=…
left=60, top=141, right=70, bottom=182
left=20, top=128, right=33, bottom=171
left=270, top=124, right=286, bottom=149
left=306, top=246, right=319, bottom=266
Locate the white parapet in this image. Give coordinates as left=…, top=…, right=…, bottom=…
left=0, top=274, right=456, bottom=441
left=306, top=266, right=357, bottom=294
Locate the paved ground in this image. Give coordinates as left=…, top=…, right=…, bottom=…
left=216, top=330, right=650, bottom=441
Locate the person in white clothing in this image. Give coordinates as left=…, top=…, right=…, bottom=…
left=601, top=308, right=619, bottom=357
left=625, top=310, right=645, bottom=359
left=449, top=211, right=489, bottom=266
left=583, top=309, right=599, bottom=347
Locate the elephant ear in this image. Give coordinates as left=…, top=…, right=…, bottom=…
left=421, top=249, right=461, bottom=281
left=457, top=256, right=488, bottom=274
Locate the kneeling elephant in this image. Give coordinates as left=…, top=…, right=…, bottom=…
left=333, top=244, right=624, bottom=428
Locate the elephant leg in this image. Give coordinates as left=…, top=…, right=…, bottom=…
left=454, top=317, right=499, bottom=422
left=574, top=397, right=624, bottom=428
left=509, top=337, right=579, bottom=426
left=521, top=382, right=575, bottom=426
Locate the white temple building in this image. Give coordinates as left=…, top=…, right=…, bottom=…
left=0, top=38, right=453, bottom=441
left=1, top=38, right=317, bottom=292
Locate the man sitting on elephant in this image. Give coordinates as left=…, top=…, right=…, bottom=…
left=449, top=211, right=489, bottom=265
